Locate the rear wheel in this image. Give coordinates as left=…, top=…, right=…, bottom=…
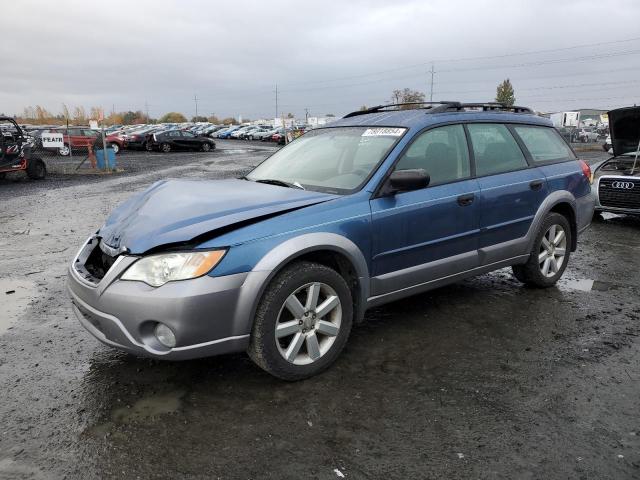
left=201, top=142, right=211, bottom=152
left=26, top=158, right=46, bottom=180
left=59, top=144, right=70, bottom=156
left=145, top=142, right=153, bottom=151
left=160, top=143, right=171, bottom=153
left=248, top=261, right=353, bottom=381
left=109, top=143, right=120, bottom=154
left=512, top=213, right=571, bottom=288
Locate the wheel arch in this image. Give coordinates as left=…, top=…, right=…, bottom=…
left=234, top=233, right=370, bottom=337
left=527, top=190, right=578, bottom=252
left=549, top=202, right=577, bottom=251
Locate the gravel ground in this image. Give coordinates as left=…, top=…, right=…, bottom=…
left=0, top=142, right=639, bottom=479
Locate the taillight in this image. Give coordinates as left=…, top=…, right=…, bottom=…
left=579, top=159, right=592, bottom=183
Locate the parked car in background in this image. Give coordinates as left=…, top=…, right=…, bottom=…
left=217, top=126, right=242, bottom=139
left=593, top=106, right=640, bottom=216
left=577, top=127, right=599, bottom=143
left=603, top=134, right=612, bottom=152
left=123, top=126, right=162, bottom=150
left=147, top=129, right=216, bottom=152
left=246, top=126, right=272, bottom=140
left=67, top=101, right=594, bottom=380
left=253, top=128, right=280, bottom=141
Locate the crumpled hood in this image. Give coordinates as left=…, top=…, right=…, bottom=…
left=608, top=107, right=640, bottom=157
left=99, top=179, right=337, bottom=253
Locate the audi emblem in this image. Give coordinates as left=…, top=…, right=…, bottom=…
left=611, top=181, right=635, bottom=189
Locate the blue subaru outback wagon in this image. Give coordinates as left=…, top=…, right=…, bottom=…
left=67, top=102, right=595, bottom=380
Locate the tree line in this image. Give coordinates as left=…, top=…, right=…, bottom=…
left=11, top=80, right=517, bottom=126
left=13, top=105, right=241, bottom=126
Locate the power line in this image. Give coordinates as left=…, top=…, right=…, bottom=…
left=435, top=78, right=640, bottom=96
left=437, top=49, right=640, bottom=73
left=276, top=35, right=640, bottom=89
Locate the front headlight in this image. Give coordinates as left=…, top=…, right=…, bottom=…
left=121, top=250, right=226, bottom=287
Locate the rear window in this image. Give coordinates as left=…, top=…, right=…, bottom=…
left=514, top=126, right=575, bottom=163
left=467, top=123, right=528, bottom=176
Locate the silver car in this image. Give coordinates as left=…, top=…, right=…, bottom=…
left=593, top=107, right=640, bottom=215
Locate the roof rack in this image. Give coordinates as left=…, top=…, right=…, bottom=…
left=343, top=101, right=533, bottom=118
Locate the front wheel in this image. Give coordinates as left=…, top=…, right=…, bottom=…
left=248, top=261, right=353, bottom=381
left=109, top=143, right=120, bottom=154
left=512, top=213, right=571, bottom=288
left=26, top=158, right=46, bottom=180
left=201, top=142, right=211, bottom=152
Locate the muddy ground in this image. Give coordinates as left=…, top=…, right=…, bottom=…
left=0, top=141, right=638, bottom=479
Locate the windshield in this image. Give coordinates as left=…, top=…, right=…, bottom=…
left=246, top=126, right=405, bottom=194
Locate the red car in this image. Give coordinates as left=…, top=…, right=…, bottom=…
left=46, top=128, right=123, bottom=156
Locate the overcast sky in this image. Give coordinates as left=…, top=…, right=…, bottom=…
left=2, top=0, right=640, bottom=120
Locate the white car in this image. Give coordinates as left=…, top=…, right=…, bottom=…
left=578, top=128, right=599, bottom=143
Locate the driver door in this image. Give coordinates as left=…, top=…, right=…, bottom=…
left=369, top=124, right=481, bottom=296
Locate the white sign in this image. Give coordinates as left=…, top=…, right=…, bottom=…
left=362, top=128, right=405, bottom=137
left=89, top=120, right=98, bottom=130
left=41, top=132, right=64, bottom=148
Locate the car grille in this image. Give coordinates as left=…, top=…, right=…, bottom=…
left=599, top=178, right=640, bottom=210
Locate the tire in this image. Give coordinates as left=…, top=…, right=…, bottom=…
left=26, top=158, right=46, bottom=180
left=109, top=143, right=120, bottom=154
left=201, top=142, right=211, bottom=152
left=512, top=212, right=572, bottom=288
left=0, top=172, right=6, bottom=180
left=59, top=144, right=70, bottom=156
left=160, top=143, right=171, bottom=153
left=248, top=261, right=353, bottom=381
left=145, top=142, right=153, bottom=152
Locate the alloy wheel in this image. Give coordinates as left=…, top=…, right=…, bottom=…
left=538, top=224, right=567, bottom=277
left=59, top=145, right=70, bottom=156
left=275, top=282, right=342, bottom=365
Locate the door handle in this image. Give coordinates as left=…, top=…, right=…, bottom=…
left=529, top=180, right=544, bottom=191
left=457, top=193, right=475, bottom=206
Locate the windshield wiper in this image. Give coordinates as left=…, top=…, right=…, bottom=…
left=253, top=178, right=305, bottom=190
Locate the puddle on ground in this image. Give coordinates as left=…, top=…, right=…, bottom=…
left=220, top=149, right=251, bottom=155
left=111, top=389, right=185, bottom=423
left=0, top=279, right=37, bottom=335
left=558, top=278, right=595, bottom=292
left=557, top=278, right=622, bottom=293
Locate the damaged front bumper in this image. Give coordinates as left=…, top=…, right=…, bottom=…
left=66, top=236, right=260, bottom=360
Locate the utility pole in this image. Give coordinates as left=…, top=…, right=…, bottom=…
left=275, top=84, right=278, bottom=119
left=305, top=107, right=309, bottom=124
left=194, top=94, right=199, bottom=121
left=144, top=100, right=149, bottom=124
left=429, top=63, right=435, bottom=102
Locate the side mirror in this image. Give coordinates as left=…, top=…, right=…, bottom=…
left=387, top=169, right=430, bottom=194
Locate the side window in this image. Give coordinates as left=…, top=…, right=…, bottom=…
left=513, top=126, right=575, bottom=163
left=169, top=131, right=181, bottom=137
left=182, top=131, right=194, bottom=138
left=467, top=123, right=528, bottom=176
left=395, top=124, right=470, bottom=185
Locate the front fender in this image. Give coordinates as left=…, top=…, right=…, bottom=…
left=232, top=233, right=370, bottom=336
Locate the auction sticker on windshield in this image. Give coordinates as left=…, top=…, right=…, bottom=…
left=362, top=128, right=405, bottom=137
